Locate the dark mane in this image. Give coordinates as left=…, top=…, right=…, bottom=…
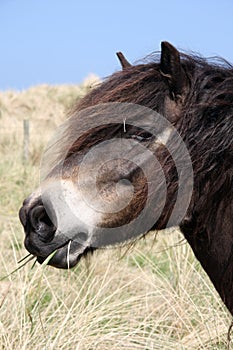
left=74, top=52, right=233, bottom=113
left=68, top=51, right=233, bottom=178
left=69, top=51, right=233, bottom=169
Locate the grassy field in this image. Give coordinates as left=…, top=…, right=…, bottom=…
left=0, top=78, right=232, bottom=350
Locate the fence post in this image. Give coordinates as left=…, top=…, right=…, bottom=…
left=23, top=119, right=30, bottom=164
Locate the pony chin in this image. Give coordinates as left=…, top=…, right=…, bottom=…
left=36, top=241, right=91, bottom=269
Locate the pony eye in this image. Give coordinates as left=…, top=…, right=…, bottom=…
left=131, top=132, right=152, bottom=141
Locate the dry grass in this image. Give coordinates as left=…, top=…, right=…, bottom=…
left=0, top=79, right=232, bottom=350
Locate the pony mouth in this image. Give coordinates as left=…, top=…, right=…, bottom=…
left=25, top=233, right=90, bottom=269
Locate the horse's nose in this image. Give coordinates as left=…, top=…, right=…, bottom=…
left=23, top=204, right=57, bottom=242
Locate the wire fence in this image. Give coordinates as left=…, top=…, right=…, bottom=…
left=23, top=120, right=29, bottom=163
left=0, top=119, right=56, bottom=165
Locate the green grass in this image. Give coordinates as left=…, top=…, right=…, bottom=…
left=0, top=82, right=232, bottom=349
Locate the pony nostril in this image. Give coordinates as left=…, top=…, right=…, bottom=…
left=29, top=206, right=44, bottom=229
left=29, top=205, right=56, bottom=242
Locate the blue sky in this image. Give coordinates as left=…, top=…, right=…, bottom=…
left=0, top=0, right=233, bottom=90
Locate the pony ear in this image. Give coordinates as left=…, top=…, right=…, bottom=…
left=160, top=41, right=188, bottom=98
left=116, top=52, right=132, bottom=70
